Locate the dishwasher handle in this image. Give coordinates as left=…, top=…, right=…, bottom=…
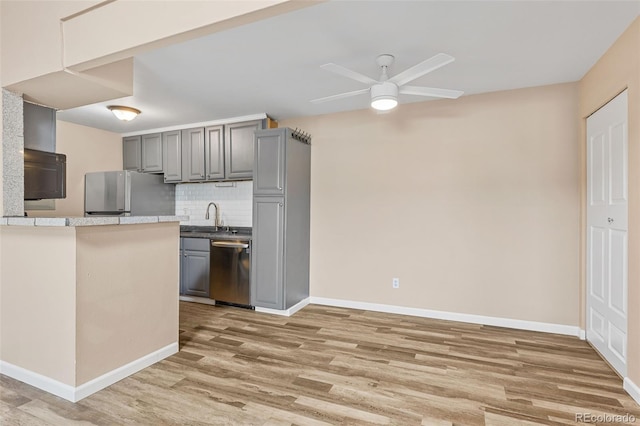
left=211, top=241, right=249, bottom=249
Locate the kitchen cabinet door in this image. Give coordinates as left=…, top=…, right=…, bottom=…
left=254, top=128, right=286, bottom=196
left=251, top=196, right=285, bottom=309
left=163, top=130, right=182, bottom=182
left=123, top=136, right=141, bottom=171
left=225, top=120, right=262, bottom=180
left=24, top=101, right=56, bottom=152
left=182, top=249, right=210, bottom=298
left=182, top=127, right=206, bottom=181
left=141, top=133, right=163, bottom=172
left=179, top=239, right=185, bottom=295
left=205, top=125, right=224, bottom=180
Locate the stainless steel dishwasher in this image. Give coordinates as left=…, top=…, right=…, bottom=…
left=209, top=239, right=252, bottom=307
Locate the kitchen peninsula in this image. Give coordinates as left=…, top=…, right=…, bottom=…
left=0, top=217, right=182, bottom=402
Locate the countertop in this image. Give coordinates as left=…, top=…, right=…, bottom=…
left=0, top=215, right=187, bottom=227
left=180, top=225, right=252, bottom=241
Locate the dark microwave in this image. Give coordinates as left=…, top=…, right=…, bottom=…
left=24, top=148, right=66, bottom=200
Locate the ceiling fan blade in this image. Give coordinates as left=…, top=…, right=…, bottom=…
left=320, top=63, right=378, bottom=85
left=399, top=86, right=464, bottom=99
left=389, top=53, right=455, bottom=87
left=310, top=88, right=370, bottom=104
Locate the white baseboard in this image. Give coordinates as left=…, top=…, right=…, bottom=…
left=255, top=297, right=310, bottom=317
left=179, top=295, right=217, bottom=306
left=0, top=342, right=178, bottom=402
left=579, top=329, right=586, bottom=340
left=624, top=377, right=640, bottom=405
left=0, top=362, right=76, bottom=401
left=310, top=297, right=582, bottom=338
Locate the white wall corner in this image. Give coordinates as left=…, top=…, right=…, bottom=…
left=624, top=377, right=640, bottom=405
left=0, top=361, right=76, bottom=401
left=309, top=297, right=583, bottom=338
left=255, top=297, right=310, bottom=317
left=0, top=342, right=178, bottom=403
left=74, top=342, right=178, bottom=402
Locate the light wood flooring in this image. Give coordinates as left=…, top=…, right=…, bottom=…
left=1, top=302, right=639, bottom=425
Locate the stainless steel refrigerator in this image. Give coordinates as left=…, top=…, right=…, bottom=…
left=84, top=171, right=175, bottom=216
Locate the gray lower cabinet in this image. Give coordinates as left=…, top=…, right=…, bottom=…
left=180, top=238, right=210, bottom=298
left=163, top=130, right=182, bottom=182
left=251, top=197, right=285, bottom=308
left=251, top=128, right=311, bottom=310
left=225, top=120, right=262, bottom=180
left=182, top=127, right=206, bottom=181
left=123, top=136, right=142, bottom=171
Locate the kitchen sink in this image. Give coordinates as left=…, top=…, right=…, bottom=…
left=180, top=226, right=251, bottom=239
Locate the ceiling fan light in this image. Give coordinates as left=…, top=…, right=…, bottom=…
left=371, top=97, right=398, bottom=111
left=107, top=105, right=141, bottom=121
left=370, top=82, right=399, bottom=111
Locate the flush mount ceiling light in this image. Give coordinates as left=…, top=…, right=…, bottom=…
left=370, top=82, right=399, bottom=111
left=311, top=53, right=464, bottom=112
left=107, top=105, right=141, bottom=121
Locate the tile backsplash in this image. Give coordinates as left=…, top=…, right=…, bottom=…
left=175, top=181, right=252, bottom=227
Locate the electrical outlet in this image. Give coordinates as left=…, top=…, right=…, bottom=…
left=392, top=278, right=400, bottom=289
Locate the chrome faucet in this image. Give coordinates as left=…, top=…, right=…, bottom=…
left=205, top=202, right=220, bottom=230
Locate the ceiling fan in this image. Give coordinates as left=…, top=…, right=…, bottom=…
left=311, top=53, right=464, bottom=111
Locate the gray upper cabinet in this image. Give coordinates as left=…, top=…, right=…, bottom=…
left=163, top=130, right=182, bottom=182
left=254, top=130, right=286, bottom=196
left=205, top=125, right=225, bottom=180
left=251, top=128, right=311, bottom=311
left=123, top=136, right=142, bottom=171
left=23, top=101, right=56, bottom=152
left=225, top=120, right=262, bottom=180
left=123, top=133, right=162, bottom=173
left=141, top=133, right=163, bottom=173
left=182, top=127, right=206, bottom=181
left=125, top=118, right=266, bottom=182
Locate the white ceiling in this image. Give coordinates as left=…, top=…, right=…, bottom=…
left=57, top=0, right=640, bottom=134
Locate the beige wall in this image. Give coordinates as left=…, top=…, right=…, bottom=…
left=26, top=120, right=122, bottom=218
left=0, top=0, right=3, bottom=217
left=75, top=223, right=179, bottom=385
left=1, top=0, right=296, bottom=83
left=0, top=1, right=101, bottom=86
left=281, top=82, right=581, bottom=326
left=1, top=1, right=313, bottom=109
left=0, top=1, right=3, bottom=317
left=579, top=17, right=640, bottom=385
left=0, top=223, right=179, bottom=387
left=62, top=0, right=308, bottom=71
left=0, top=226, right=77, bottom=385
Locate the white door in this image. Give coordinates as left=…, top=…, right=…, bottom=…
left=586, top=90, right=628, bottom=376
